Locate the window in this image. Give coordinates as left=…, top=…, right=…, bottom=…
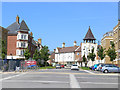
left=21, top=35, right=23, bottom=39
left=18, top=42, right=19, bottom=47
left=18, top=35, right=19, bottom=39
left=24, top=35, right=26, bottom=40
left=16, top=50, right=19, bottom=55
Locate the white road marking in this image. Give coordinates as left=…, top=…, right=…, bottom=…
left=76, top=77, right=118, bottom=79
left=69, top=74, right=80, bottom=88
left=83, top=70, right=95, bottom=74
left=0, top=73, right=27, bottom=81
left=80, top=82, right=118, bottom=85
left=3, top=80, right=69, bottom=84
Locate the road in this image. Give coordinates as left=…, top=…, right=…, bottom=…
left=0, top=69, right=119, bottom=90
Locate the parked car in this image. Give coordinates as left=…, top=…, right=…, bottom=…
left=61, top=64, right=64, bottom=68
left=92, top=64, right=99, bottom=71
left=97, top=63, right=105, bottom=71
left=101, top=64, right=120, bottom=73
left=56, top=64, right=61, bottom=69
left=71, top=64, right=79, bottom=71
left=89, top=65, right=94, bottom=70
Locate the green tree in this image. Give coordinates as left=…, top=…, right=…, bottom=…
left=24, top=47, right=31, bottom=60
left=33, top=49, right=41, bottom=66
left=82, top=54, right=87, bottom=67
left=40, top=46, right=50, bottom=66
left=107, top=41, right=117, bottom=63
left=97, top=46, right=106, bottom=63
left=33, top=49, right=40, bottom=61
left=88, top=48, right=96, bottom=65
left=1, top=40, right=7, bottom=60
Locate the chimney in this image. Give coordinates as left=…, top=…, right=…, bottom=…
left=54, top=49, right=56, bottom=52
left=74, top=41, right=77, bottom=46
left=62, top=42, right=65, bottom=48
left=16, top=15, right=20, bottom=24
left=30, top=32, right=33, bottom=36
left=38, top=38, right=42, bottom=45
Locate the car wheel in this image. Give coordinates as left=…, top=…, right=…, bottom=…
left=104, top=69, right=109, bottom=73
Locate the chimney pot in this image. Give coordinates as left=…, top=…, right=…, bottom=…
left=74, top=41, right=77, bottom=46
left=38, top=38, right=42, bottom=45
left=62, top=42, right=65, bottom=48
left=16, top=15, right=20, bottom=24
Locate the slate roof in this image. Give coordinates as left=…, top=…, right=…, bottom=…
left=58, top=46, right=81, bottom=53
left=19, top=20, right=29, bottom=31
left=7, top=22, right=19, bottom=35
left=7, top=20, right=29, bottom=35
left=83, top=26, right=96, bottom=40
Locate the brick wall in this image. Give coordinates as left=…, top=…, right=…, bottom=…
left=7, top=35, right=17, bottom=55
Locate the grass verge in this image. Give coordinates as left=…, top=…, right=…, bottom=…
left=80, top=67, right=91, bottom=70
left=38, top=66, right=56, bottom=69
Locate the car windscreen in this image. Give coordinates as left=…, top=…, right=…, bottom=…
left=73, top=65, right=77, bottom=66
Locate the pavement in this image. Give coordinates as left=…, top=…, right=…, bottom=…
left=0, top=68, right=119, bottom=89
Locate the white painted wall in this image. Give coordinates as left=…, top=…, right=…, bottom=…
left=81, top=42, right=98, bottom=67
left=55, top=52, right=75, bottom=63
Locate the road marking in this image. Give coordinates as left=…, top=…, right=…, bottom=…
left=3, top=80, right=69, bottom=84
left=83, top=70, right=95, bottom=74
left=76, top=77, right=118, bottom=79
left=69, top=74, right=80, bottom=88
left=0, top=73, right=27, bottom=81
left=80, top=82, right=118, bottom=85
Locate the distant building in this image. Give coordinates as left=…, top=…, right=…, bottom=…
left=81, top=26, right=98, bottom=67
left=0, top=26, right=9, bottom=60
left=101, top=30, right=113, bottom=64
left=113, top=20, right=120, bottom=65
left=101, top=20, right=120, bottom=66
left=7, top=15, right=41, bottom=60
left=55, top=41, right=81, bottom=66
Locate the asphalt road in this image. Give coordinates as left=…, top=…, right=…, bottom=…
left=0, top=69, right=119, bottom=89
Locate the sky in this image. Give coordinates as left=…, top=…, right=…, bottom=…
left=2, top=2, right=119, bottom=51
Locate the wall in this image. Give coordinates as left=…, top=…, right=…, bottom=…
left=7, top=35, right=17, bottom=56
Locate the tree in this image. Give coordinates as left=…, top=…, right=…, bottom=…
left=33, top=49, right=41, bottom=66
left=33, top=49, right=40, bottom=61
left=24, top=47, right=31, bottom=60
left=97, top=46, right=106, bottom=63
left=82, top=54, right=87, bottom=67
left=1, top=40, right=7, bottom=61
left=107, top=41, right=117, bottom=63
left=40, top=46, right=50, bottom=66
left=88, top=48, right=96, bottom=65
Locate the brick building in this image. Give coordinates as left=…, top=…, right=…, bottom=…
left=7, top=15, right=41, bottom=60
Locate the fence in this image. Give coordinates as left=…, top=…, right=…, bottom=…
left=0, top=59, right=26, bottom=72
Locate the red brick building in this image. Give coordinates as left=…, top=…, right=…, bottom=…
left=7, top=15, right=39, bottom=60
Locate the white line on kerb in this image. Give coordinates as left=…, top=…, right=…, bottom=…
left=69, top=74, right=80, bottom=88
left=0, top=73, right=27, bottom=81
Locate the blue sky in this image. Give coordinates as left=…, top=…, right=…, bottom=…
left=2, top=2, right=118, bottom=51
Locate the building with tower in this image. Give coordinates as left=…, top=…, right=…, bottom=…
left=81, top=26, right=98, bottom=67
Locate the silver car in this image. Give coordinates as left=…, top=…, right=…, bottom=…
left=101, top=64, right=120, bottom=73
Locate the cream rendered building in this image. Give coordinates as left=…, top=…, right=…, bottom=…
left=101, top=31, right=113, bottom=64
left=113, top=20, right=120, bottom=66
left=101, top=20, right=120, bottom=66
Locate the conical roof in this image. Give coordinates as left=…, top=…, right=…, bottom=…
left=83, top=26, right=96, bottom=40
left=19, top=20, right=29, bottom=31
